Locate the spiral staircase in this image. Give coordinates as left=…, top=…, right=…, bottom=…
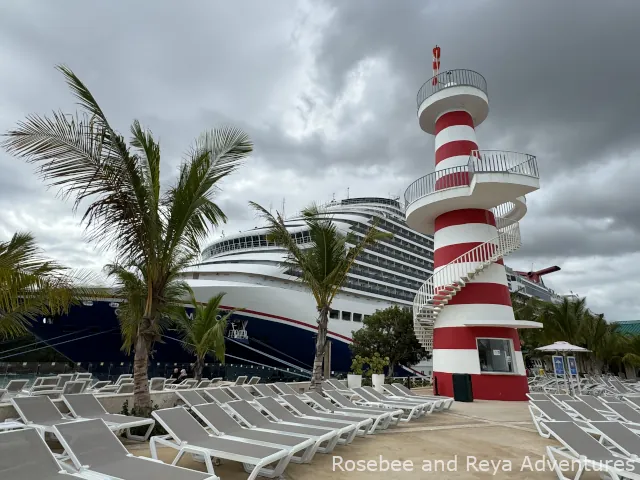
left=412, top=208, right=522, bottom=351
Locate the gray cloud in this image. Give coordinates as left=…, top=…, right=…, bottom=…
left=1, top=0, right=638, bottom=320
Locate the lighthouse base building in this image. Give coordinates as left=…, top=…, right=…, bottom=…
left=405, top=54, right=541, bottom=401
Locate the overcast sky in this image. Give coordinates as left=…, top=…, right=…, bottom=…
left=1, top=0, right=639, bottom=321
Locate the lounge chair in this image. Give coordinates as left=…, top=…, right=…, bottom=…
left=191, top=402, right=317, bottom=463
left=279, top=394, right=373, bottom=436
left=203, top=387, right=236, bottom=405
left=351, top=387, right=424, bottom=421
left=115, top=383, right=134, bottom=394
left=149, top=377, right=166, bottom=392
left=603, top=402, right=640, bottom=427
left=576, top=394, right=616, bottom=414
left=62, top=393, right=155, bottom=441
left=0, top=427, right=93, bottom=479
left=526, top=392, right=551, bottom=401
left=98, top=377, right=133, bottom=393
left=56, top=374, right=74, bottom=389
left=151, top=406, right=293, bottom=479
left=87, top=380, right=111, bottom=392
left=196, top=379, right=212, bottom=389
left=227, top=385, right=256, bottom=401
left=4, top=379, right=28, bottom=396
left=225, top=398, right=353, bottom=445
left=323, top=389, right=403, bottom=424
left=550, top=393, right=575, bottom=405
left=271, top=382, right=300, bottom=396
left=541, top=420, right=640, bottom=480
left=0, top=389, right=5, bottom=402
left=590, top=421, right=640, bottom=458
left=304, top=391, right=392, bottom=432
left=624, top=396, right=640, bottom=410
left=324, top=379, right=347, bottom=390
left=385, top=383, right=454, bottom=410
left=74, top=373, right=92, bottom=382
left=10, top=395, right=80, bottom=436
left=210, top=377, right=223, bottom=385
left=54, top=418, right=217, bottom=480
left=528, top=400, right=593, bottom=438
left=380, top=384, right=446, bottom=411
left=176, top=390, right=209, bottom=407
left=364, top=385, right=437, bottom=413
left=166, top=378, right=198, bottom=390
left=247, top=376, right=261, bottom=385
left=234, top=375, right=248, bottom=386
left=564, top=400, right=618, bottom=423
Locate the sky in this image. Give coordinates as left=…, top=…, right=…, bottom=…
left=1, top=0, right=639, bottom=321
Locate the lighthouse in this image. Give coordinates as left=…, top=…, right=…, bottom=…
left=405, top=47, right=542, bottom=401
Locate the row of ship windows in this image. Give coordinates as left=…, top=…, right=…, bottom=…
left=349, top=264, right=424, bottom=290
left=286, top=268, right=416, bottom=302
left=204, top=232, right=311, bottom=258
left=350, top=223, right=433, bottom=259
left=358, top=252, right=431, bottom=278
left=329, top=310, right=370, bottom=322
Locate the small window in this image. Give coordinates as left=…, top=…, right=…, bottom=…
left=476, top=338, right=514, bottom=373
left=329, top=309, right=339, bottom=320
left=353, top=313, right=362, bottom=322
left=341, top=311, right=351, bottom=321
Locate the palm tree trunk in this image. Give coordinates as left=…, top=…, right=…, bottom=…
left=132, top=331, right=151, bottom=414
left=310, top=307, right=329, bottom=392
left=194, top=356, right=204, bottom=381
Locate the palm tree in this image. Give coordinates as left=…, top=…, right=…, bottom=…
left=173, top=286, right=231, bottom=380
left=250, top=202, right=392, bottom=391
left=3, top=66, right=253, bottom=412
left=0, top=232, right=92, bottom=340
left=105, top=262, right=188, bottom=356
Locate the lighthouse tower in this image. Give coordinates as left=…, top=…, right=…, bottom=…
left=405, top=47, right=542, bottom=401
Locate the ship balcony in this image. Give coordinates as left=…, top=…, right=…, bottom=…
left=417, top=69, right=489, bottom=134
left=405, top=150, right=540, bottom=235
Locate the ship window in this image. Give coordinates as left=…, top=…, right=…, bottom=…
left=341, top=311, right=351, bottom=321
left=353, top=313, right=362, bottom=322
left=476, top=338, right=514, bottom=373
left=329, top=309, right=339, bottom=320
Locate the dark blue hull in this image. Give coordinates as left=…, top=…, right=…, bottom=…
left=23, top=301, right=353, bottom=377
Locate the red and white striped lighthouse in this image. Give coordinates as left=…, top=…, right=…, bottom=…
left=405, top=48, right=542, bottom=401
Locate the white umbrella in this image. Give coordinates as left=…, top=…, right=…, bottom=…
left=536, top=341, right=590, bottom=353
left=536, top=342, right=590, bottom=394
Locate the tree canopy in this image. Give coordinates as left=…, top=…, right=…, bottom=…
left=350, top=305, right=425, bottom=374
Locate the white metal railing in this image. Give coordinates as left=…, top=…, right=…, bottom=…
left=404, top=151, right=538, bottom=207
left=413, top=216, right=522, bottom=351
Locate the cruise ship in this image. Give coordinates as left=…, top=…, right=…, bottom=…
left=17, top=196, right=561, bottom=377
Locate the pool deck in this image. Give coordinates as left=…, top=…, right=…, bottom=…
left=123, top=388, right=594, bottom=479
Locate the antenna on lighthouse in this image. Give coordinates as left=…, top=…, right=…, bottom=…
left=432, top=45, right=441, bottom=86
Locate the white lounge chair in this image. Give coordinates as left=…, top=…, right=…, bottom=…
left=0, top=427, right=93, bottom=479
left=250, top=398, right=357, bottom=445
left=151, top=406, right=293, bottom=479
left=528, top=400, right=594, bottom=438
left=224, top=398, right=351, bottom=447
left=234, top=375, right=248, bottom=386
left=323, top=389, right=403, bottom=424
left=54, top=418, right=217, bottom=480
left=149, top=377, right=166, bottom=392
left=279, top=394, right=373, bottom=436
left=384, top=383, right=454, bottom=410
left=62, top=393, right=155, bottom=441
left=304, top=391, right=393, bottom=432
left=191, top=402, right=317, bottom=463
left=541, top=420, right=640, bottom=480
left=4, top=379, right=28, bottom=396
left=10, top=395, right=81, bottom=437
left=351, top=387, right=425, bottom=421
left=176, top=389, right=209, bottom=408
left=247, top=376, right=261, bottom=385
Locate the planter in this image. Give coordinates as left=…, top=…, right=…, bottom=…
left=372, top=373, right=385, bottom=392
left=347, top=374, right=362, bottom=389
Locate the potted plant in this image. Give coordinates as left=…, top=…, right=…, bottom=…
left=368, top=352, right=390, bottom=392
left=348, top=355, right=366, bottom=388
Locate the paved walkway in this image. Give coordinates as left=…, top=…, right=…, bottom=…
left=126, top=391, right=600, bottom=479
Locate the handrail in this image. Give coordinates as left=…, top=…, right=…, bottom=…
left=404, top=150, right=539, bottom=207
left=412, top=215, right=522, bottom=350
left=417, top=69, right=488, bottom=110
